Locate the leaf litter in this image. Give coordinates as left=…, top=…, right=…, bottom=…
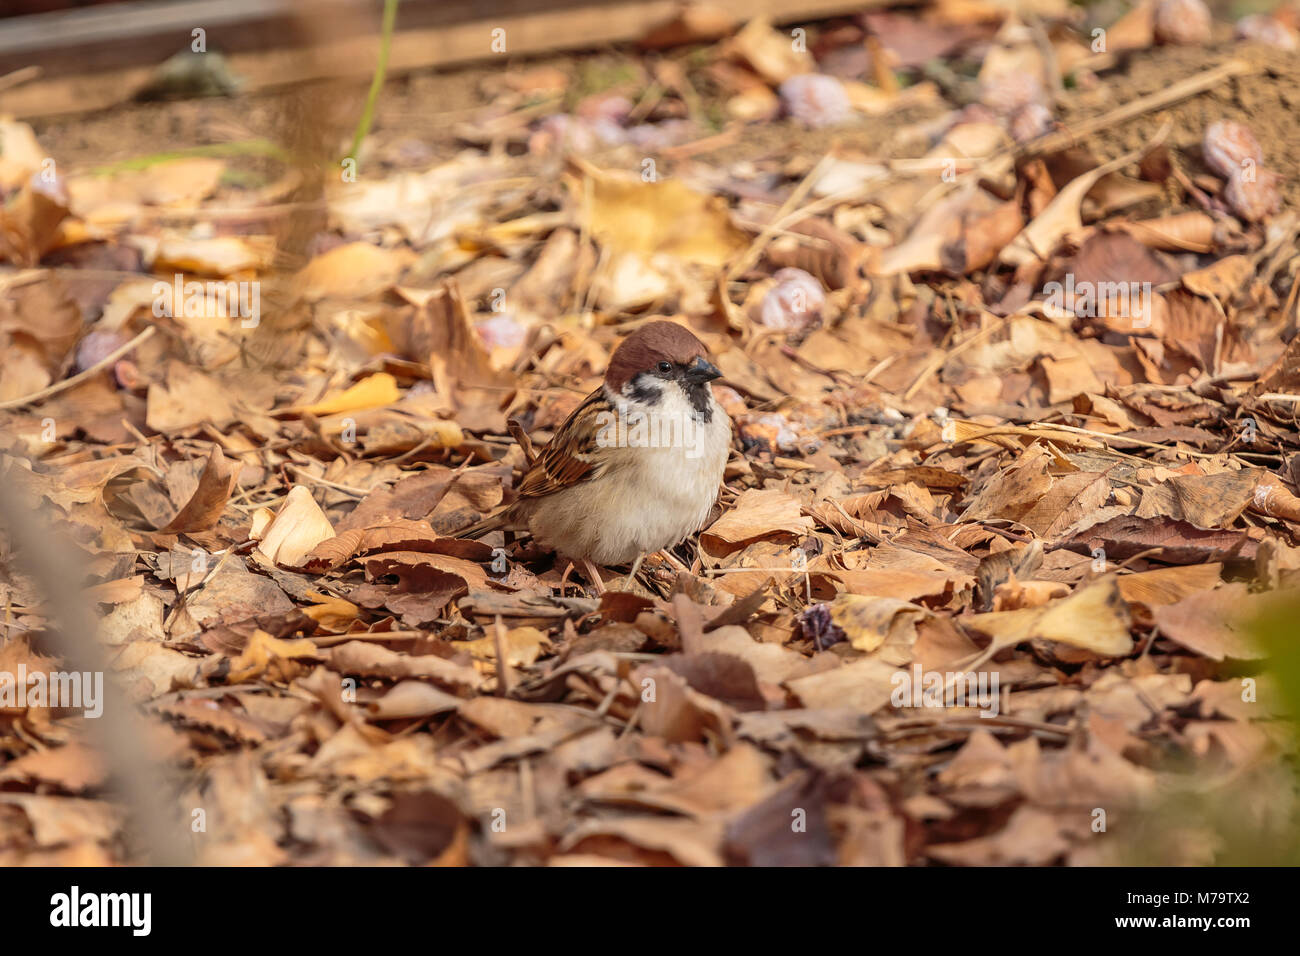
left=1, top=0, right=1300, bottom=866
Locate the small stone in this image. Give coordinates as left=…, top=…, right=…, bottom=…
left=75, top=330, right=129, bottom=373
left=978, top=72, right=1044, bottom=117
left=1235, top=14, right=1298, bottom=50
left=1154, top=0, right=1212, bottom=46
left=779, top=74, right=852, bottom=128
left=1202, top=120, right=1263, bottom=179
left=1008, top=103, right=1054, bottom=144
left=1224, top=166, right=1282, bottom=223
left=757, top=268, right=826, bottom=332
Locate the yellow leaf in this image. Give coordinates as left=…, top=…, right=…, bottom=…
left=292, top=241, right=416, bottom=300
left=571, top=163, right=746, bottom=268
left=228, top=629, right=319, bottom=684
left=829, top=594, right=929, bottom=654
left=966, top=577, right=1133, bottom=657
left=464, top=627, right=551, bottom=670
left=297, top=373, right=400, bottom=416
left=301, top=591, right=360, bottom=633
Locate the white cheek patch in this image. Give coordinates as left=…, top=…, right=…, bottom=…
left=605, top=382, right=715, bottom=458
left=622, top=374, right=664, bottom=405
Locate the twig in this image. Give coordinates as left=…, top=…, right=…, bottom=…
left=90, top=140, right=292, bottom=175
left=772, top=456, right=817, bottom=471
left=1113, top=548, right=1165, bottom=571
left=507, top=419, right=536, bottom=467
left=661, top=125, right=741, bottom=160
left=882, top=716, right=1070, bottom=739
left=0, top=65, right=41, bottom=93
left=0, top=326, right=157, bottom=411
left=1018, top=59, right=1257, bottom=159
left=0, top=471, right=189, bottom=864
left=494, top=614, right=515, bottom=697
left=311, top=632, right=429, bottom=649
left=942, top=420, right=1217, bottom=460
left=818, top=423, right=877, bottom=438
left=727, top=151, right=836, bottom=280
left=903, top=314, right=1011, bottom=401
left=1029, top=422, right=1219, bottom=458
left=1027, top=15, right=1063, bottom=106
left=284, top=464, right=371, bottom=497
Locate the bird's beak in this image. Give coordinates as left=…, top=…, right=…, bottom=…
left=683, top=356, right=722, bottom=384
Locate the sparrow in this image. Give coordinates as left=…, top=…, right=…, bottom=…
left=460, top=320, right=731, bottom=590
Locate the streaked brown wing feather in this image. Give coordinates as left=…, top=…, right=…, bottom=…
left=517, top=388, right=610, bottom=498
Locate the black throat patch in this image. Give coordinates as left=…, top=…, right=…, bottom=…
left=682, top=381, right=714, bottom=421
left=623, top=374, right=714, bottom=422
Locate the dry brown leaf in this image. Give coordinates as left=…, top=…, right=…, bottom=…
left=145, top=360, right=238, bottom=433
left=257, top=486, right=337, bottom=569
left=292, top=242, right=416, bottom=300
left=829, top=594, right=929, bottom=655
left=300, top=592, right=361, bottom=632
left=569, top=161, right=746, bottom=268
left=1135, top=470, right=1259, bottom=528
left=110, top=640, right=198, bottom=700
left=785, top=657, right=902, bottom=714
left=0, top=744, right=106, bottom=793
left=1117, top=563, right=1223, bottom=609
left=965, top=577, right=1134, bottom=657
left=1152, top=583, right=1269, bottom=660
left=227, top=629, right=320, bottom=684
left=728, top=16, right=814, bottom=84
left=1252, top=474, right=1300, bottom=522
left=156, top=443, right=239, bottom=533
left=151, top=236, right=274, bottom=276
left=701, top=489, right=813, bottom=554
left=463, top=626, right=550, bottom=669
left=328, top=640, right=482, bottom=693
left=631, top=663, right=734, bottom=744
left=1001, top=145, right=1150, bottom=266
left=0, top=174, right=70, bottom=267
left=1181, top=254, right=1254, bottom=302
left=366, top=680, right=463, bottom=720
left=1114, top=212, right=1216, bottom=252
left=0, top=794, right=120, bottom=847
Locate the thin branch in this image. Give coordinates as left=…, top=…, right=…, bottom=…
left=0, top=326, right=157, bottom=411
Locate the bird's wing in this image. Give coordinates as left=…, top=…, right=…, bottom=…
left=516, top=387, right=617, bottom=498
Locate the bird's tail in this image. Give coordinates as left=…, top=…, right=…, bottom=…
left=453, top=507, right=513, bottom=540
left=456, top=418, right=533, bottom=540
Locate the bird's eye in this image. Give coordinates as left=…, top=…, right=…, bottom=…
left=657, top=361, right=673, bottom=374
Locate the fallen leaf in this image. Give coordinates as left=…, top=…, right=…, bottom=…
left=257, top=486, right=336, bottom=568
left=965, top=577, right=1134, bottom=657
left=1152, top=583, right=1268, bottom=660
left=702, top=489, right=813, bottom=554
left=294, top=373, right=401, bottom=416
left=227, top=629, right=320, bottom=684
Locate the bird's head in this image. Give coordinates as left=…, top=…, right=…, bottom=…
left=604, top=321, right=722, bottom=410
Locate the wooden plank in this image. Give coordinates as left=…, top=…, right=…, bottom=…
left=0, top=0, right=893, bottom=120
left=0, top=0, right=601, bottom=77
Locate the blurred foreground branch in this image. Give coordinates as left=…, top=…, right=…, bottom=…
left=0, top=473, right=191, bottom=866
